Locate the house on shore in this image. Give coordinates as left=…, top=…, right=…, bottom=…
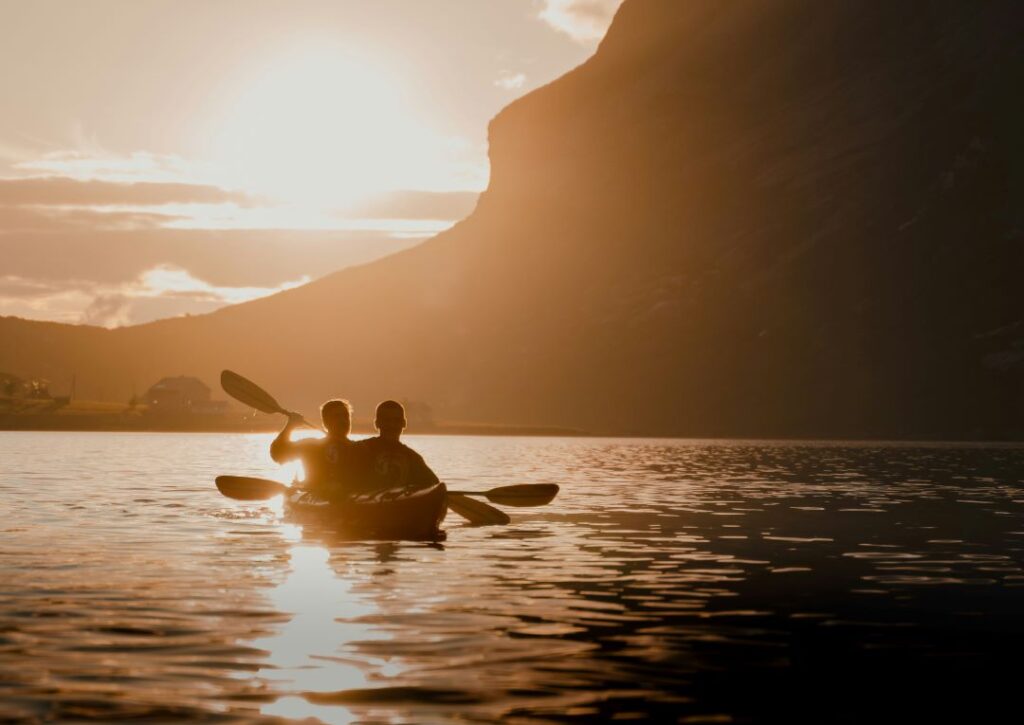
left=1, top=372, right=50, bottom=399
left=145, top=376, right=228, bottom=415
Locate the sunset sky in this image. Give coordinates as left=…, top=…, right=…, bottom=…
left=0, top=0, right=621, bottom=326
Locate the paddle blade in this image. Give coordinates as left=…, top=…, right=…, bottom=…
left=220, top=370, right=285, bottom=415
left=446, top=492, right=510, bottom=526
left=484, top=484, right=560, bottom=507
left=216, top=475, right=290, bottom=501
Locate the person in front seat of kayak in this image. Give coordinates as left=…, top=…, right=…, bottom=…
left=270, top=399, right=354, bottom=500
left=352, top=400, right=440, bottom=492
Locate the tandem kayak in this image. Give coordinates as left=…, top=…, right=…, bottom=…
left=285, top=482, right=448, bottom=539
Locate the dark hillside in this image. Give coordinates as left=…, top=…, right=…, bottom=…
left=3, top=0, right=1022, bottom=437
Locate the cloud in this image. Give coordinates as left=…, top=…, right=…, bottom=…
left=3, top=136, right=485, bottom=233
left=495, top=71, right=527, bottom=91
left=0, top=275, right=63, bottom=299
left=0, top=265, right=310, bottom=328
left=81, top=294, right=131, bottom=327
left=0, top=173, right=476, bottom=233
left=0, top=173, right=253, bottom=233
left=0, top=203, right=182, bottom=232
left=129, top=264, right=309, bottom=306
left=0, top=228, right=419, bottom=290
left=155, top=204, right=458, bottom=234
left=0, top=176, right=255, bottom=206
left=0, top=149, right=481, bottom=323
left=537, top=0, right=624, bottom=42
left=0, top=198, right=460, bottom=235
left=0, top=277, right=100, bottom=324
left=13, top=150, right=204, bottom=184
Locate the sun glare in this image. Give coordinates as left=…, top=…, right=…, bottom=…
left=210, top=45, right=457, bottom=208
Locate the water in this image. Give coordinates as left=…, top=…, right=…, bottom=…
left=1, top=433, right=1023, bottom=723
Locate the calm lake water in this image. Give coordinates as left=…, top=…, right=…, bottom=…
left=2, top=432, right=1023, bottom=723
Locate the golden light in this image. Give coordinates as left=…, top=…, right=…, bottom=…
left=254, top=544, right=383, bottom=724
left=209, top=44, right=454, bottom=208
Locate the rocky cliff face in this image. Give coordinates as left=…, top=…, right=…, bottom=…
left=3, top=0, right=1022, bottom=437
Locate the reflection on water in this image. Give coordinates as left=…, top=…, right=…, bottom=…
left=1, top=432, right=1023, bottom=723
left=256, top=543, right=370, bottom=724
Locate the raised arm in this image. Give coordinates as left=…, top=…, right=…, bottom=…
left=270, top=413, right=305, bottom=464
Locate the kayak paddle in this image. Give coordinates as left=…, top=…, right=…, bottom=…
left=220, top=369, right=322, bottom=431
left=216, top=475, right=289, bottom=501
left=458, top=483, right=559, bottom=507
left=216, top=474, right=509, bottom=526
left=216, top=475, right=557, bottom=508
left=445, top=492, right=511, bottom=525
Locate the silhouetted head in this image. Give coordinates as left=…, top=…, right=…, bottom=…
left=374, top=400, right=406, bottom=440
left=321, top=399, right=352, bottom=437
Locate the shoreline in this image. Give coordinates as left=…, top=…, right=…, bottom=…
left=0, top=415, right=589, bottom=438
left=1, top=417, right=1022, bottom=444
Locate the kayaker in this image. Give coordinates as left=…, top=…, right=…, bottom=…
left=270, top=399, right=354, bottom=500
left=352, top=400, right=440, bottom=491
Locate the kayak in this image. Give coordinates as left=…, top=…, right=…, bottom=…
left=285, top=482, right=448, bottom=539
left=286, top=483, right=448, bottom=539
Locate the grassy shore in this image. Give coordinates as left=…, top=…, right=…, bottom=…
left=0, top=397, right=258, bottom=432
left=0, top=397, right=587, bottom=436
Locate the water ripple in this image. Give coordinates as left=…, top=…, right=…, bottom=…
left=1, top=434, right=1023, bottom=722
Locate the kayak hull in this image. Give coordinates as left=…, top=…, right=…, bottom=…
left=286, top=482, right=447, bottom=540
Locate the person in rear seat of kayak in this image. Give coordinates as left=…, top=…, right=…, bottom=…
left=352, top=400, right=440, bottom=492
left=270, top=399, right=354, bottom=501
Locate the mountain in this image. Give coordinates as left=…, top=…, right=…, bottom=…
left=2, top=0, right=1022, bottom=438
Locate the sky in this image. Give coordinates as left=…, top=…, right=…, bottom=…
left=0, top=0, right=623, bottom=326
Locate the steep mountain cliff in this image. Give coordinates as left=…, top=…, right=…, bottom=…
left=3, top=0, right=1022, bottom=437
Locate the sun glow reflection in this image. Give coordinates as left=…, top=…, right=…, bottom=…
left=255, top=544, right=385, bottom=724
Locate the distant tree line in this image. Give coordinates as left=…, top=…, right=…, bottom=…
left=0, top=373, right=50, bottom=399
